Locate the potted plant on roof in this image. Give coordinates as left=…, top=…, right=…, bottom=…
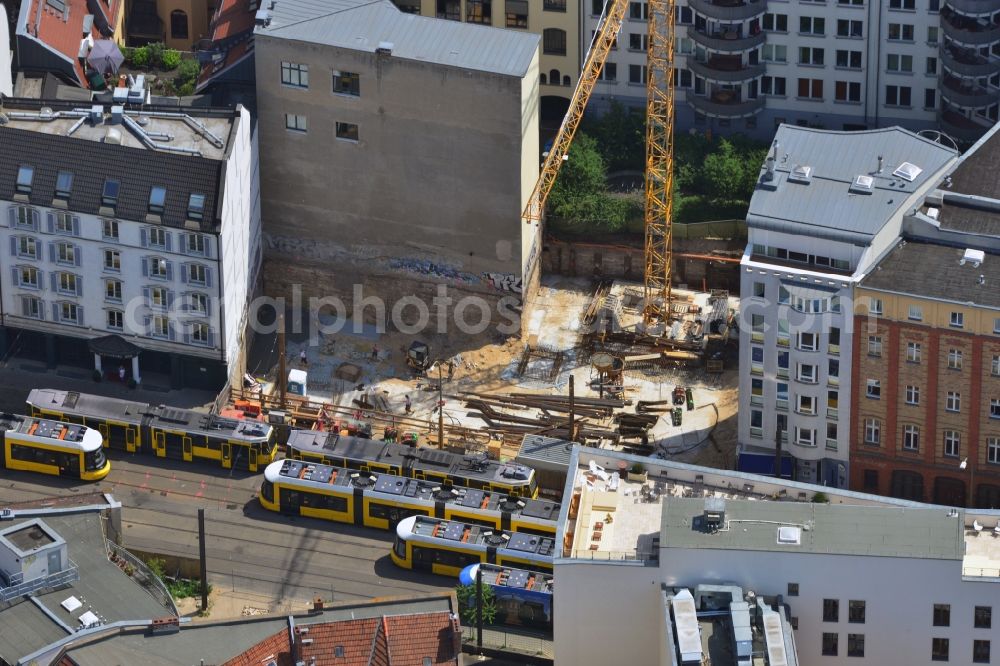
left=627, top=462, right=648, bottom=484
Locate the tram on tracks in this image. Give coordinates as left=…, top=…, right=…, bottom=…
left=459, top=563, right=554, bottom=630
left=26, top=388, right=277, bottom=472
left=259, top=459, right=558, bottom=533
left=391, top=515, right=555, bottom=577
left=285, top=429, right=538, bottom=497
left=0, top=413, right=109, bottom=481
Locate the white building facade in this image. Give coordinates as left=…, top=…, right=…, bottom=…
left=0, top=101, right=260, bottom=390
left=585, top=0, right=1000, bottom=142
left=735, top=125, right=958, bottom=486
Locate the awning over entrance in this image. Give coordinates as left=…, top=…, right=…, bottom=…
left=88, top=335, right=141, bottom=359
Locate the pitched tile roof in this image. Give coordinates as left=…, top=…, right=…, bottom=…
left=222, top=629, right=293, bottom=666
left=17, top=0, right=124, bottom=87
left=196, top=0, right=256, bottom=89
left=0, top=125, right=222, bottom=230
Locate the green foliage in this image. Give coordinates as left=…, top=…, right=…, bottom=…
left=699, top=139, right=745, bottom=201
left=144, top=556, right=210, bottom=599
left=812, top=492, right=830, bottom=504
left=145, top=556, right=166, bottom=579
left=630, top=462, right=645, bottom=474
left=174, top=58, right=202, bottom=97
left=129, top=46, right=150, bottom=68
left=161, top=49, right=182, bottom=70
left=456, top=582, right=497, bottom=626
left=582, top=101, right=645, bottom=171
left=548, top=132, right=635, bottom=231
left=146, top=42, right=166, bottom=68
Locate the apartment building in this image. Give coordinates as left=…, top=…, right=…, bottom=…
left=553, top=446, right=1000, bottom=666
left=586, top=0, right=1000, bottom=142
left=254, top=0, right=541, bottom=316
left=736, top=124, right=957, bottom=487
left=0, top=99, right=261, bottom=390
left=389, top=0, right=578, bottom=109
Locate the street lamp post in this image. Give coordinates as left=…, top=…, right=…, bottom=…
left=430, top=361, right=445, bottom=450
left=960, top=457, right=975, bottom=508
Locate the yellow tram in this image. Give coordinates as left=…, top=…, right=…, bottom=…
left=1, top=413, right=109, bottom=481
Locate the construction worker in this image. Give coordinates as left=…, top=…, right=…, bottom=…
left=299, top=349, right=308, bottom=366
left=371, top=344, right=379, bottom=361
left=404, top=395, right=412, bottom=414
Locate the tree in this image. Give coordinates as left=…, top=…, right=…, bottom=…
left=699, top=139, right=745, bottom=201
left=588, top=101, right=645, bottom=171
left=546, top=132, right=634, bottom=231
left=455, top=582, right=497, bottom=626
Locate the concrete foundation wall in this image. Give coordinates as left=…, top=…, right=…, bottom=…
left=255, top=37, right=538, bottom=305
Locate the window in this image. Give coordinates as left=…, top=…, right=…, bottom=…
left=826, top=421, right=838, bottom=444
left=627, top=32, right=647, bottom=51
left=869, top=298, right=883, bottom=315
left=799, top=47, right=825, bottom=66
left=934, top=604, right=951, bottom=627
left=944, top=431, right=960, bottom=458
left=629, top=64, right=647, bottom=84
left=799, top=332, right=818, bottom=351
left=990, top=399, right=1000, bottom=419
left=104, top=249, right=120, bottom=272
left=885, top=85, right=912, bottom=106
left=867, top=379, right=881, bottom=399
left=763, top=45, right=787, bottom=63
left=838, top=0, right=863, bottom=4
left=750, top=409, right=763, bottom=437
left=864, top=419, right=880, bottom=444
left=599, top=63, right=618, bottom=82
left=54, top=212, right=75, bottom=235
left=927, top=25, right=938, bottom=43
left=187, top=263, right=208, bottom=285
left=847, top=634, right=865, bottom=658
left=437, top=0, right=460, bottom=19
left=823, top=633, right=838, bottom=656
left=974, top=641, right=990, bottom=664
left=189, top=293, right=208, bottom=315
left=823, top=599, right=839, bottom=622
left=187, top=193, right=206, bottom=221
left=837, top=19, right=863, bottom=37
left=887, top=54, right=913, bottom=72
left=948, top=349, right=962, bottom=370
left=149, top=286, right=169, bottom=308
left=975, top=606, right=992, bottom=629
left=848, top=601, right=866, bottom=624
left=190, top=322, right=210, bottom=344
left=466, top=0, right=490, bottom=23
left=148, top=227, right=167, bottom=249
left=994, top=355, right=1000, bottom=377
left=506, top=0, right=529, bottom=27
left=285, top=114, right=307, bottom=132
left=543, top=28, right=567, bottom=55
left=829, top=327, right=841, bottom=352
left=950, top=311, right=964, bottom=328
left=14, top=205, right=38, bottom=229
left=751, top=281, right=765, bottom=299
left=186, top=234, right=206, bottom=255
left=16, top=236, right=37, bottom=259
left=799, top=16, right=825, bottom=36
left=335, top=122, right=359, bottom=142
left=946, top=392, right=961, bottom=413
left=675, top=4, right=691, bottom=23
left=17, top=266, right=39, bottom=289
left=778, top=351, right=789, bottom=377
left=888, top=23, right=913, bottom=41
left=787, top=583, right=799, bottom=596
left=57, top=272, right=78, bottom=295
left=836, top=50, right=862, bottom=69
left=152, top=315, right=170, bottom=338
left=908, top=304, right=922, bottom=321
left=989, top=438, right=1000, bottom=464
left=863, top=469, right=878, bottom=491
left=797, top=78, right=823, bottom=100
left=903, top=425, right=919, bottom=450
left=105, top=279, right=122, bottom=302
left=889, top=0, right=914, bottom=8
left=751, top=347, right=764, bottom=364
left=103, top=219, right=119, bottom=240
left=761, top=76, right=786, bottom=95
left=107, top=309, right=123, bottom=331
left=16, top=166, right=34, bottom=194
left=332, top=70, right=361, bottom=96
left=798, top=364, right=817, bottom=383
left=868, top=336, right=882, bottom=356
left=798, top=395, right=816, bottom=415
left=828, top=359, right=839, bottom=383
left=148, top=257, right=169, bottom=279
left=796, top=427, right=815, bottom=447
left=281, top=62, right=309, bottom=88
left=828, top=390, right=839, bottom=413
left=148, top=186, right=167, bottom=215
left=994, top=317, right=1000, bottom=334
left=56, top=243, right=76, bottom=265
left=907, top=342, right=921, bottom=363
left=21, top=295, right=42, bottom=319
left=763, top=12, right=787, bottom=32
left=628, top=1, right=647, bottom=20
left=59, top=302, right=80, bottom=324
left=905, top=385, right=919, bottom=405
left=55, top=171, right=73, bottom=199
left=170, top=9, right=188, bottom=38
left=101, top=179, right=120, bottom=209
left=926, top=57, right=937, bottom=75
left=835, top=81, right=861, bottom=102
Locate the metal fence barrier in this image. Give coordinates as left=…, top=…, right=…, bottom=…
left=106, top=540, right=179, bottom=615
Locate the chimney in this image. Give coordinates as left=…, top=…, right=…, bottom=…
left=877, top=155, right=884, bottom=174
left=312, top=597, right=324, bottom=611
left=979, top=275, right=986, bottom=286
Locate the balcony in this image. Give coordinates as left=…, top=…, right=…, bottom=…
left=944, top=0, right=1000, bottom=17
left=688, top=56, right=765, bottom=82
left=688, top=26, right=766, bottom=52
left=688, top=0, right=766, bottom=21
left=687, top=91, right=764, bottom=118
left=939, top=109, right=993, bottom=142
left=940, top=76, right=997, bottom=108
left=942, top=9, right=1000, bottom=45
left=941, top=45, right=1000, bottom=77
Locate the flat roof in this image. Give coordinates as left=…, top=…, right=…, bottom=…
left=860, top=240, right=1000, bottom=309
left=660, top=498, right=964, bottom=560
left=748, top=125, right=958, bottom=245
left=257, top=0, right=539, bottom=78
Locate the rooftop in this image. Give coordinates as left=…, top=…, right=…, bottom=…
left=660, top=498, right=964, bottom=559
left=932, top=122, right=1000, bottom=236
left=860, top=240, right=1000, bottom=309
left=748, top=125, right=958, bottom=245
left=257, top=0, right=539, bottom=78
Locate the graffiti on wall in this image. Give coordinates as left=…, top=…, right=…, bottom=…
left=482, top=272, right=522, bottom=293
left=388, top=258, right=480, bottom=285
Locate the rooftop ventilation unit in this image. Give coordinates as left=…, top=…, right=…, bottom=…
left=776, top=526, right=801, bottom=545
left=104, top=127, right=123, bottom=144
left=850, top=174, right=874, bottom=195
left=960, top=248, right=985, bottom=267
left=893, top=162, right=922, bottom=182
left=703, top=497, right=726, bottom=532
left=81, top=14, right=94, bottom=35
left=376, top=41, right=394, bottom=55
left=788, top=164, right=812, bottom=184
left=927, top=207, right=940, bottom=220
left=254, top=8, right=271, bottom=26
left=89, top=105, right=103, bottom=124
left=110, top=105, right=123, bottom=124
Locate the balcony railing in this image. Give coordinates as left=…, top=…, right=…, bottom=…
left=688, top=58, right=765, bottom=82
left=0, top=560, right=79, bottom=603
left=945, top=0, right=1000, bottom=17
left=940, top=76, right=997, bottom=108
left=941, top=45, right=1000, bottom=77
left=688, top=0, right=767, bottom=21
left=938, top=109, right=993, bottom=142
left=942, top=10, right=1000, bottom=45
left=687, top=93, right=765, bottom=117
left=688, top=26, right=766, bottom=52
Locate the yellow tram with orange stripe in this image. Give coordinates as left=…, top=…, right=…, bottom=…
left=0, top=413, right=109, bottom=481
